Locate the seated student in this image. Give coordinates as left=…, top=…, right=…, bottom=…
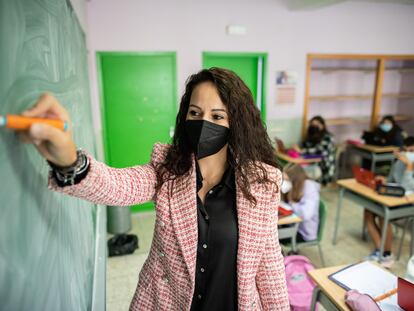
left=294, top=116, right=335, bottom=186
left=386, top=136, right=414, bottom=191
left=362, top=115, right=404, bottom=147
left=280, top=164, right=320, bottom=242
left=365, top=136, right=414, bottom=268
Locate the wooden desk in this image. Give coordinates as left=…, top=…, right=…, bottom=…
left=332, top=178, right=414, bottom=260
left=308, top=265, right=350, bottom=311
left=336, top=179, right=414, bottom=207
left=309, top=262, right=398, bottom=311
left=277, top=152, right=321, bottom=165
left=278, top=214, right=302, bottom=225
left=278, top=213, right=302, bottom=252
left=354, top=144, right=399, bottom=154
left=348, top=143, right=398, bottom=172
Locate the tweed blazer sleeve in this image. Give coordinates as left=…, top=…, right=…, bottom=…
left=48, top=143, right=168, bottom=207
left=255, top=169, right=290, bottom=310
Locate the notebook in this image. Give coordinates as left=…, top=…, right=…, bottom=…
left=329, top=261, right=403, bottom=311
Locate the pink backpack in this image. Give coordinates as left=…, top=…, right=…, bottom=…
left=284, top=255, right=316, bottom=311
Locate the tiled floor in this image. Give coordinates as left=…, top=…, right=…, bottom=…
left=106, top=187, right=412, bottom=311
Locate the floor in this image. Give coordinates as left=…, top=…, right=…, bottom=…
left=106, top=186, right=413, bottom=311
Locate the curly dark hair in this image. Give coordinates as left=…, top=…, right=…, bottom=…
left=156, top=67, right=280, bottom=205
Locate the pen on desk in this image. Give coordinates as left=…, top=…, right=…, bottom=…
left=374, top=288, right=398, bottom=302
left=0, top=115, right=68, bottom=131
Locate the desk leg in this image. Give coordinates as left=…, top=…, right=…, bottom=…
left=379, top=207, right=390, bottom=262
left=291, top=223, right=299, bottom=253
left=311, top=286, right=339, bottom=311
left=411, top=217, right=414, bottom=257
left=371, top=153, right=377, bottom=173
left=310, top=287, right=321, bottom=311
left=332, top=188, right=344, bottom=245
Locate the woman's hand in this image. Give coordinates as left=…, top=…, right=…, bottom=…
left=17, top=93, right=77, bottom=167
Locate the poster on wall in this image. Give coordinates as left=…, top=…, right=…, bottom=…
left=275, top=71, right=297, bottom=105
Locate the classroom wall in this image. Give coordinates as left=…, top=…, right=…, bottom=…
left=85, top=0, right=414, bottom=148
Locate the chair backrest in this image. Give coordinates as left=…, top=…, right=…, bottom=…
left=317, top=200, right=327, bottom=242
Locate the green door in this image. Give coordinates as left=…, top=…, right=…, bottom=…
left=98, top=52, right=177, bottom=212
left=203, top=52, right=267, bottom=120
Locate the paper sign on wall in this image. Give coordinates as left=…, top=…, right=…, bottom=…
left=276, top=71, right=297, bottom=105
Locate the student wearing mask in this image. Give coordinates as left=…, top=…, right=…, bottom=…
left=385, top=136, right=414, bottom=190
left=280, top=164, right=320, bottom=242
left=363, top=115, right=404, bottom=147
left=17, top=68, right=289, bottom=310
left=294, top=116, right=335, bottom=186
left=365, top=137, right=414, bottom=268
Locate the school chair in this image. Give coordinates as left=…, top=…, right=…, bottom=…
left=297, top=200, right=327, bottom=266
left=287, top=200, right=327, bottom=267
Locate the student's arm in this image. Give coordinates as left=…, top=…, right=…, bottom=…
left=289, top=180, right=320, bottom=221
left=394, top=153, right=414, bottom=191
left=400, top=164, right=414, bottom=192
left=301, top=141, right=319, bottom=154
left=48, top=143, right=167, bottom=206
left=302, top=134, right=334, bottom=157
left=256, top=170, right=290, bottom=310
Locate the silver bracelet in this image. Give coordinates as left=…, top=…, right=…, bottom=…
left=49, top=149, right=89, bottom=186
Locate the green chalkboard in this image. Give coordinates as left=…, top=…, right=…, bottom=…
left=0, top=0, right=102, bottom=310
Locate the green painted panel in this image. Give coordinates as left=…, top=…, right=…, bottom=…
left=204, top=55, right=259, bottom=101
left=98, top=53, right=177, bottom=212
left=202, top=52, right=267, bottom=120
left=0, top=0, right=100, bottom=310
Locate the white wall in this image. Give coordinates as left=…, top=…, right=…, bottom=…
left=85, top=0, right=414, bottom=148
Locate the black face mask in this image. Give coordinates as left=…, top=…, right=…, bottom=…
left=185, top=120, right=229, bottom=159
left=308, top=125, right=320, bottom=137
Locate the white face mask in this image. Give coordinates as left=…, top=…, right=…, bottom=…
left=281, top=180, right=292, bottom=194
left=404, top=151, right=414, bottom=163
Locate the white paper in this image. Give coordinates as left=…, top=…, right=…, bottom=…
left=331, top=261, right=401, bottom=308
left=280, top=201, right=293, bottom=211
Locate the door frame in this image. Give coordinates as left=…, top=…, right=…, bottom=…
left=96, top=51, right=178, bottom=164
left=202, top=51, right=268, bottom=121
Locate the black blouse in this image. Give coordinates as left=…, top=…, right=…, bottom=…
left=190, top=163, right=238, bottom=311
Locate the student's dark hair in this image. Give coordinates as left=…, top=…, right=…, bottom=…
left=156, top=67, right=280, bottom=205
left=381, top=115, right=397, bottom=126
left=404, top=136, right=414, bottom=147
left=377, top=115, right=402, bottom=140
left=310, top=115, right=328, bottom=132
left=306, top=115, right=329, bottom=143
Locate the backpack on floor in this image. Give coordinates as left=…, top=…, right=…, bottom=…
left=107, top=234, right=139, bottom=257
left=284, top=255, right=316, bottom=311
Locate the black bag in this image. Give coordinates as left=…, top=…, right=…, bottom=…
left=107, top=234, right=139, bottom=257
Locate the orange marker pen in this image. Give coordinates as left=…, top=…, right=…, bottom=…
left=0, top=115, right=68, bottom=131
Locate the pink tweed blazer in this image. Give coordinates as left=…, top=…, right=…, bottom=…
left=49, top=143, right=290, bottom=311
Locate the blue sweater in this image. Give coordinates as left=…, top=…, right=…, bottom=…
left=388, top=160, right=414, bottom=192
